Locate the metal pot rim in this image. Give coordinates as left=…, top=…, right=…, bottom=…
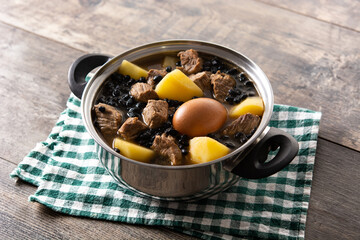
left=81, top=39, right=274, bottom=170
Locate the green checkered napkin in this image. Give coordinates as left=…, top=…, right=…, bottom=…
left=11, top=94, right=321, bottom=240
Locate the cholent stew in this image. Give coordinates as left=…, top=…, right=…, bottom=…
left=93, top=49, right=264, bottom=165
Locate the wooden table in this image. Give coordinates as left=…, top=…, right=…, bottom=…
left=1, top=1, right=359, bottom=239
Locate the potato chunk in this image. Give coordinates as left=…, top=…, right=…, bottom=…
left=155, top=69, right=203, bottom=101
left=229, top=97, right=264, bottom=118
left=118, top=60, right=148, bottom=80
left=189, top=137, right=230, bottom=164
left=162, top=56, right=178, bottom=69
left=114, top=138, right=155, bottom=163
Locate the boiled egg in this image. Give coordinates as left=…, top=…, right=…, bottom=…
left=172, top=98, right=227, bottom=137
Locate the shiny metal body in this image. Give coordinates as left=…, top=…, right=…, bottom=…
left=81, top=40, right=274, bottom=200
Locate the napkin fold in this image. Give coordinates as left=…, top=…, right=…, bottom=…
left=11, top=94, right=321, bottom=240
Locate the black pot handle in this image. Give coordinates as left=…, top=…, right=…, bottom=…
left=232, top=127, right=299, bottom=179
left=68, top=54, right=111, bottom=99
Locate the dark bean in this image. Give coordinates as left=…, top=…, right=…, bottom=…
left=125, top=98, right=134, bottom=107
left=244, top=81, right=253, bottom=87
left=135, top=102, right=146, bottom=109
left=165, top=66, right=172, bottom=72
left=114, top=148, right=120, bottom=153
left=211, top=59, right=219, bottom=66
left=98, top=106, right=106, bottom=112
left=203, top=61, right=211, bottom=67
left=211, top=66, right=218, bottom=73
left=239, top=73, right=248, bottom=82
left=226, top=68, right=238, bottom=75
left=229, top=88, right=241, bottom=96
left=112, top=89, right=120, bottom=97
left=220, top=135, right=230, bottom=141
left=225, top=96, right=234, bottom=104
left=153, top=75, right=163, bottom=84
left=124, top=75, right=131, bottom=81
left=203, top=66, right=211, bottom=71
left=224, top=143, right=236, bottom=149
left=139, top=77, right=146, bottom=82
left=181, top=149, right=189, bottom=155
left=175, top=61, right=181, bottom=66
left=127, top=112, right=139, bottom=118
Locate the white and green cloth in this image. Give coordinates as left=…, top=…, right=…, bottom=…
left=11, top=94, right=321, bottom=240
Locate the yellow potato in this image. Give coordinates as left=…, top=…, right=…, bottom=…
left=189, top=137, right=230, bottom=164
left=229, top=96, right=264, bottom=118
left=155, top=69, right=203, bottom=101
left=118, top=60, right=148, bottom=80
left=113, top=138, right=155, bottom=163
left=162, top=56, right=178, bottom=69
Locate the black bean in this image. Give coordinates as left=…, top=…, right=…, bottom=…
left=153, top=75, right=163, bottom=83
left=175, top=61, right=181, bottom=66
left=125, top=98, right=134, bottom=107
left=203, top=66, right=211, bottom=71
left=181, top=149, right=189, bottom=155
left=127, top=112, right=139, bottom=118
left=220, top=135, right=230, bottom=141
left=135, top=102, right=146, bottom=109
left=211, top=66, right=218, bottom=73
left=114, top=148, right=120, bottom=153
left=124, top=75, right=131, bottom=81
left=165, top=66, right=172, bottom=72
left=98, top=106, right=106, bottom=112
left=226, top=68, right=238, bottom=75
left=229, top=88, right=241, bottom=96
left=94, top=120, right=99, bottom=128
left=211, top=59, right=219, bottom=66
left=225, top=96, right=234, bottom=104
left=224, top=143, right=236, bottom=149
left=239, top=73, right=248, bottom=82
left=139, top=77, right=146, bottom=83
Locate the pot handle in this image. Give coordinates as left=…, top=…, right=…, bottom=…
left=232, top=127, right=299, bottom=179
left=68, top=54, right=111, bottom=99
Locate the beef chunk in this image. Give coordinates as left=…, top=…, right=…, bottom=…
left=176, top=49, right=203, bottom=75
left=130, top=82, right=158, bottom=102
left=118, top=117, right=147, bottom=140
left=223, top=113, right=260, bottom=136
left=210, top=70, right=236, bottom=102
left=151, top=133, right=182, bottom=165
left=142, top=100, right=168, bottom=129
left=147, top=69, right=167, bottom=88
left=189, top=71, right=211, bottom=91
left=94, top=103, right=123, bottom=136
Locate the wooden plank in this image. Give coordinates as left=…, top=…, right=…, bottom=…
left=0, top=158, right=196, bottom=239
left=0, top=23, right=84, bottom=164
left=257, top=0, right=360, bottom=32
left=0, top=0, right=359, bottom=151
left=305, top=139, right=360, bottom=239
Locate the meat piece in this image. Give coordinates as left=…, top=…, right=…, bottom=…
left=189, top=71, right=211, bottom=91
left=142, top=100, right=168, bottom=129
left=130, top=82, right=158, bottom=102
left=176, top=49, right=203, bottom=75
left=147, top=69, right=167, bottom=88
left=151, top=133, right=182, bottom=165
left=118, top=117, right=147, bottom=140
left=210, top=70, right=236, bottom=102
left=223, top=113, right=260, bottom=136
left=94, top=103, right=122, bottom=136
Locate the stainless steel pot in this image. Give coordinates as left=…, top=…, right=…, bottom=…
left=68, top=40, right=298, bottom=201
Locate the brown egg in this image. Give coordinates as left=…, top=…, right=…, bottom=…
left=173, top=98, right=227, bottom=137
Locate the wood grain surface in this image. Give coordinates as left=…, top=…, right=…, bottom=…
left=0, top=0, right=359, bottom=239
